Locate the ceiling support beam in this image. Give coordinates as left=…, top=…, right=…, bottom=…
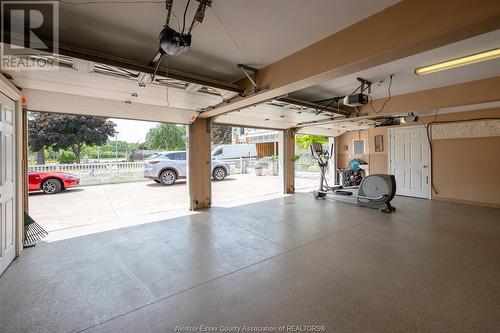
left=295, top=76, right=500, bottom=128
left=0, top=30, right=244, bottom=94
left=361, top=76, right=500, bottom=117
left=56, top=43, right=244, bottom=94
left=278, top=97, right=351, bottom=116
left=199, top=0, right=500, bottom=118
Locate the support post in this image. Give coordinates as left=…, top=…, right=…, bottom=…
left=188, top=118, right=212, bottom=210
left=281, top=128, right=296, bottom=194
left=328, top=137, right=336, bottom=184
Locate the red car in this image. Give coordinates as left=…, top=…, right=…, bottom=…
left=28, top=171, right=80, bottom=194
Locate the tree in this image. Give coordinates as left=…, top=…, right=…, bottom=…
left=137, top=142, right=149, bottom=150
left=81, top=140, right=138, bottom=160
left=28, top=112, right=116, bottom=163
left=146, top=123, right=186, bottom=150
left=295, top=134, right=328, bottom=149
left=211, top=125, right=232, bottom=145
left=28, top=112, right=51, bottom=164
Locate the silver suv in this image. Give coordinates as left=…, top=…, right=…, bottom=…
left=143, top=151, right=230, bottom=186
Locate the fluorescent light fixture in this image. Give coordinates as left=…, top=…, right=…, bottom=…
left=415, top=48, right=500, bottom=75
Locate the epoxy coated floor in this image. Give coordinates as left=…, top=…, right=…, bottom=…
left=1, top=194, right=499, bottom=332
left=28, top=175, right=317, bottom=231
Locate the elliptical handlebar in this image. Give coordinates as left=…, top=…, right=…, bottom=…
left=310, top=143, right=332, bottom=165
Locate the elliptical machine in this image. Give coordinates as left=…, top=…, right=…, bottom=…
left=310, top=143, right=397, bottom=213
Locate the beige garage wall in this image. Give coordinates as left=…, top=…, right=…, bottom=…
left=336, top=108, right=500, bottom=207
left=336, top=130, right=369, bottom=168
left=366, top=127, right=389, bottom=175
left=432, top=136, right=500, bottom=207
left=336, top=127, right=388, bottom=174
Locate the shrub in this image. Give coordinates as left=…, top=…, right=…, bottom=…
left=57, top=151, right=76, bottom=164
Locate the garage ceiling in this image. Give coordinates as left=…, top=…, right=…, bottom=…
left=57, top=0, right=399, bottom=81
left=5, top=1, right=498, bottom=137
left=212, top=29, right=500, bottom=133
left=7, top=55, right=233, bottom=123
left=11, top=56, right=231, bottom=110
left=8, top=55, right=369, bottom=135
left=292, top=29, right=500, bottom=102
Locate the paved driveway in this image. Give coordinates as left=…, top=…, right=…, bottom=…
left=29, top=174, right=317, bottom=232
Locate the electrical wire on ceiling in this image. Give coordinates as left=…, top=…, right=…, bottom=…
left=369, top=74, right=394, bottom=113
left=164, top=1, right=181, bottom=32
left=151, top=55, right=164, bottom=79
left=170, top=11, right=182, bottom=34
left=314, top=80, right=371, bottom=116
left=181, top=0, right=191, bottom=34
left=210, top=6, right=251, bottom=64
left=165, top=54, right=171, bottom=107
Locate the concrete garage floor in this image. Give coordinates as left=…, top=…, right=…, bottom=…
left=1, top=194, right=500, bottom=332
left=28, top=174, right=317, bottom=232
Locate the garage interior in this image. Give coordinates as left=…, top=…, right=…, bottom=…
left=1, top=0, right=500, bottom=332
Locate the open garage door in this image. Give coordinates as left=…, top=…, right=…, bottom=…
left=26, top=113, right=193, bottom=237
left=210, top=126, right=290, bottom=206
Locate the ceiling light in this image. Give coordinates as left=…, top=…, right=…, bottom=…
left=415, top=48, right=500, bottom=75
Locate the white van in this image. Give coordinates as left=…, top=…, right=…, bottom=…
left=211, top=144, right=257, bottom=160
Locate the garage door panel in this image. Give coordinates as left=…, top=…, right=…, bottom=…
left=394, top=143, right=406, bottom=163
left=410, top=142, right=423, bottom=163
left=394, top=168, right=405, bottom=190
left=5, top=199, right=13, bottom=248
left=0, top=92, right=16, bottom=276
left=390, top=127, right=430, bottom=199
left=410, top=131, right=424, bottom=140
left=410, top=169, right=423, bottom=190
left=395, top=133, right=405, bottom=141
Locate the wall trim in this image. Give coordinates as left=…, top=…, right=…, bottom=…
left=432, top=119, right=500, bottom=139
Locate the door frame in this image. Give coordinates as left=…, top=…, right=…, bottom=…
left=388, top=125, right=432, bottom=199
left=0, top=74, right=24, bottom=257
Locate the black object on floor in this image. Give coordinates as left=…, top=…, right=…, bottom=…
left=335, top=190, right=353, bottom=196
left=24, top=212, right=48, bottom=247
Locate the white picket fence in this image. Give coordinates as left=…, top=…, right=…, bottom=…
left=29, top=162, right=146, bottom=186
left=29, top=159, right=261, bottom=186
left=29, top=158, right=319, bottom=186
left=220, top=157, right=259, bottom=174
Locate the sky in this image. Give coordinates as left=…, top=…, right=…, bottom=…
left=110, top=118, right=159, bottom=143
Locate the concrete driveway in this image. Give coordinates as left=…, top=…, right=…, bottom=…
left=29, top=174, right=317, bottom=232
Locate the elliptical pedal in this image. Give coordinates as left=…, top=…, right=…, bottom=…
left=309, top=143, right=397, bottom=213
left=334, top=190, right=353, bottom=196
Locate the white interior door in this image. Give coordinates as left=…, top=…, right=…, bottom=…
left=389, top=126, right=431, bottom=198
left=0, top=92, right=16, bottom=275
